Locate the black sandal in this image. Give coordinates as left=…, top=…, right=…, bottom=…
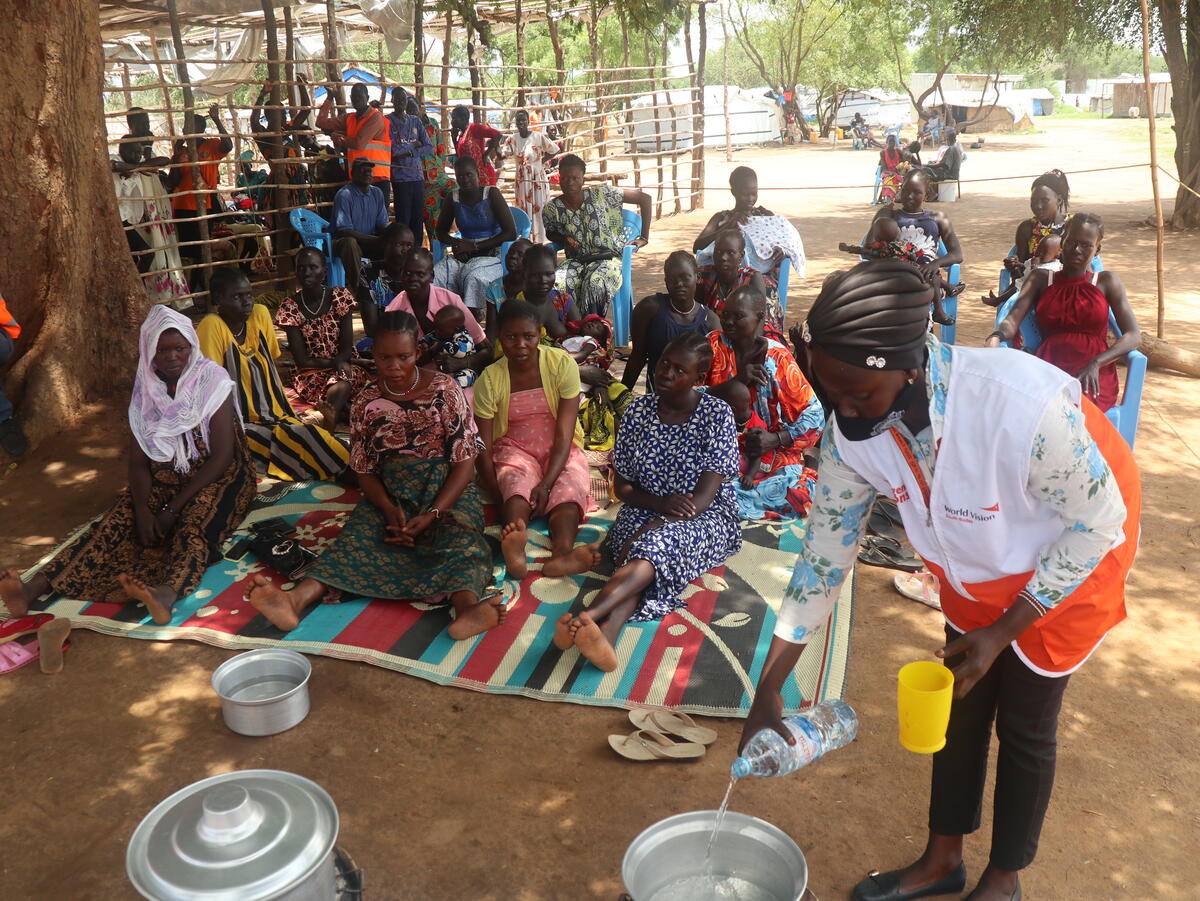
left=851, top=863, right=967, bottom=901
left=858, top=535, right=923, bottom=573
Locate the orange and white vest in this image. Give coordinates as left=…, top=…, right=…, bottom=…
left=836, top=347, right=1139, bottom=676
left=346, top=108, right=391, bottom=180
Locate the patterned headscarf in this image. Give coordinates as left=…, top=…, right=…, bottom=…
left=128, top=305, right=234, bottom=472
left=803, top=259, right=932, bottom=371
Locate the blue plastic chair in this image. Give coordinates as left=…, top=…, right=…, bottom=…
left=860, top=235, right=958, bottom=345
left=871, top=164, right=882, bottom=204
left=775, top=257, right=791, bottom=317
left=993, top=248, right=1143, bottom=448
left=290, top=208, right=346, bottom=287
left=431, top=205, right=531, bottom=267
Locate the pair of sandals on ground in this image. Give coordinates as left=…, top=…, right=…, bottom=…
left=608, top=708, right=719, bottom=761
left=0, top=611, right=71, bottom=674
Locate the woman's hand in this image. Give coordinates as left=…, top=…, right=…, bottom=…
left=134, top=506, right=158, bottom=548
left=1076, top=360, right=1102, bottom=399
left=984, top=332, right=1004, bottom=349
left=740, top=361, right=769, bottom=387
left=918, top=259, right=940, bottom=282
left=743, top=428, right=780, bottom=458
left=380, top=503, right=407, bottom=544
left=453, top=239, right=477, bottom=260
left=738, top=687, right=793, bottom=755
left=936, top=624, right=1008, bottom=698
left=628, top=236, right=648, bottom=249
left=152, top=508, right=178, bottom=543
left=564, top=236, right=582, bottom=253
left=438, top=353, right=468, bottom=373
left=1003, top=255, right=1023, bottom=278
left=578, top=364, right=611, bottom=388
left=390, top=511, right=436, bottom=546
left=529, top=482, right=552, bottom=517
left=659, top=493, right=697, bottom=520
left=336, top=361, right=355, bottom=380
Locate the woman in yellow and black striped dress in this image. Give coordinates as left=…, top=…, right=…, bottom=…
left=196, top=268, right=349, bottom=482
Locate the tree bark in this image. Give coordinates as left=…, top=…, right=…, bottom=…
left=1140, top=334, right=1200, bottom=376
left=1, top=0, right=146, bottom=448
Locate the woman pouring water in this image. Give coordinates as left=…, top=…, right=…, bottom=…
left=739, top=259, right=1139, bottom=901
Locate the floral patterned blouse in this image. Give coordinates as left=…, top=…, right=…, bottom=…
left=543, top=185, right=625, bottom=258
left=348, top=374, right=481, bottom=474
left=274, top=287, right=360, bottom=402
left=776, top=335, right=1127, bottom=644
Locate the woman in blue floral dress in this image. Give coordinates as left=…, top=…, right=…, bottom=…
left=554, top=332, right=741, bottom=671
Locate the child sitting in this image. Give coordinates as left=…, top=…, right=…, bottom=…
left=708, top=376, right=773, bottom=489
left=420, top=305, right=478, bottom=387
left=982, top=233, right=1063, bottom=308
left=839, top=217, right=961, bottom=326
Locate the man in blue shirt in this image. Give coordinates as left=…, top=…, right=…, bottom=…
left=332, top=156, right=390, bottom=300
left=386, top=88, right=433, bottom=246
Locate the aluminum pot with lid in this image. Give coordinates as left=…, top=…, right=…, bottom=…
left=127, top=770, right=339, bottom=901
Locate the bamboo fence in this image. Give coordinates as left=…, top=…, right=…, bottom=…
left=101, top=0, right=708, bottom=309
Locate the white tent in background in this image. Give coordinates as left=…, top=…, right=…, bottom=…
left=626, top=86, right=782, bottom=151
left=836, top=89, right=912, bottom=128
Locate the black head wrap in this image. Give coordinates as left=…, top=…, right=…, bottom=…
left=803, top=258, right=933, bottom=371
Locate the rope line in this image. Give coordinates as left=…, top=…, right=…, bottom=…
left=631, top=162, right=1153, bottom=192
left=1156, top=163, right=1200, bottom=200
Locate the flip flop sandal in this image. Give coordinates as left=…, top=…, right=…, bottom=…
left=867, top=508, right=904, bottom=544
left=608, top=729, right=706, bottom=761
left=858, top=536, right=924, bottom=573
left=893, top=572, right=942, bottom=611
left=0, top=638, right=40, bottom=673
left=37, top=617, right=73, bottom=674
left=628, top=708, right=719, bottom=746
left=873, top=495, right=904, bottom=529
left=0, top=613, right=55, bottom=645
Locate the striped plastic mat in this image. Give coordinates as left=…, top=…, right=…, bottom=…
left=26, top=481, right=852, bottom=717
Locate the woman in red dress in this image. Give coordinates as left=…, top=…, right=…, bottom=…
left=988, top=214, right=1140, bottom=412
left=450, top=105, right=502, bottom=188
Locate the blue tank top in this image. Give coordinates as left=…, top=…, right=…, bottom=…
left=452, top=189, right=501, bottom=241
left=894, top=209, right=940, bottom=245
left=644, top=294, right=711, bottom=389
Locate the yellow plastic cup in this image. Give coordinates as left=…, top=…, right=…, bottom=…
left=897, top=661, right=954, bottom=754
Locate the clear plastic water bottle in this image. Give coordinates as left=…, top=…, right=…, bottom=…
left=731, top=700, right=858, bottom=779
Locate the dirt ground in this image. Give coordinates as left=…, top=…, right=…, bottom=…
left=2, top=117, right=1199, bottom=900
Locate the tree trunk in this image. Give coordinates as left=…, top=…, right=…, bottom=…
left=1, top=0, right=146, bottom=448
left=1167, top=97, right=1200, bottom=226
left=1140, top=334, right=1200, bottom=376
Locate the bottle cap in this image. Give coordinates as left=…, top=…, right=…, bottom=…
left=730, top=757, right=750, bottom=779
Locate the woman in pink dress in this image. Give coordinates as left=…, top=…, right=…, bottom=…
left=475, top=300, right=596, bottom=582
left=988, top=214, right=1140, bottom=411
left=503, top=109, right=559, bottom=242
left=450, top=105, right=502, bottom=188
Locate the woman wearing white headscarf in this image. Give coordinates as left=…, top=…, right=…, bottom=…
left=0, top=306, right=256, bottom=624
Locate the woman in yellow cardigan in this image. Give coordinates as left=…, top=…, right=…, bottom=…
left=475, top=299, right=595, bottom=580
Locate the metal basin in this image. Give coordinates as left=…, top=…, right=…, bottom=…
left=212, top=649, right=312, bottom=736
left=622, top=810, right=808, bottom=901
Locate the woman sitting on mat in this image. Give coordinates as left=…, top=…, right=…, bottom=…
left=274, top=247, right=371, bottom=429
left=623, top=251, right=718, bottom=393
left=703, top=286, right=825, bottom=519
left=988, top=214, right=1139, bottom=412
left=744, top=259, right=1138, bottom=901
left=1, top=306, right=255, bottom=624
left=197, top=267, right=350, bottom=482
left=432, top=156, right=517, bottom=317
left=554, top=331, right=741, bottom=672
left=475, top=300, right=596, bottom=581
left=247, top=311, right=504, bottom=639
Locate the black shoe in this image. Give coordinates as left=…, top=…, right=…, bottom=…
left=0, top=417, right=27, bottom=457
left=851, top=863, right=967, bottom=901
left=964, top=879, right=1020, bottom=901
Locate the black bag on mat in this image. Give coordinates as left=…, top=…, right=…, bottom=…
left=247, top=517, right=317, bottom=579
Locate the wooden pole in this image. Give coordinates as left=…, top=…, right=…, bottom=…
left=121, top=64, right=134, bottom=109
left=721, top=0, right=732, bottom=162
left=589, top=0, right=605, bottom=171
left=515, top=0, right=526, bottom=108
left=148, top=39, right=176, bottom=134
left=696, top=0, right=707, bottom=208
left=324, top=0, right=342, bottom=103
left=1139, top=0, right=1167, bottom=338
left=166, top=0, right=214, bottom=302
left=442, top=12, right=453, bottom=131
left=283, top=3, right=296, bottom=109
left=261, top=0, right=287, bottom=250
left=413, top=0, right=425, bottom=103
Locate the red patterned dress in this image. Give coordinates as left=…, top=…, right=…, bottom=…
left=274, top=287, right=371, bottom=405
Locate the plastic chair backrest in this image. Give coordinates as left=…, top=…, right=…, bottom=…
left=872, top=164, right=882, bottom=204
left=859, top=232, right=958, bottom=344
left=290, top=208, right=330, bottom=250
left=610, top=210, right=643, bottom=347
left=510, top=206, right=532, bottom=240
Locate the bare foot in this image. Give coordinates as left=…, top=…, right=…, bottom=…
left=542, top=543, right=601, bottom=578
left=315, top=401, right=337, bottom=431
left=37, top=617, right=72, bottom=674
left=500, top=520, right=528, bottom=580
left=118, top=573, right=177, bottom=625
left=448, top=595, right=505, bottom=640
left=570, top=612, right=618, bottom=672
left=246, top=574, right=305, bottom=631
left=553, top=612, right=574, bottom=650
left=0, top=569, right=33, bottom=617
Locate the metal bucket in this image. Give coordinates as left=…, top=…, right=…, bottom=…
left=212, top=649, right=312, bottom=736
left=622, top=810, right=808, bottom=901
